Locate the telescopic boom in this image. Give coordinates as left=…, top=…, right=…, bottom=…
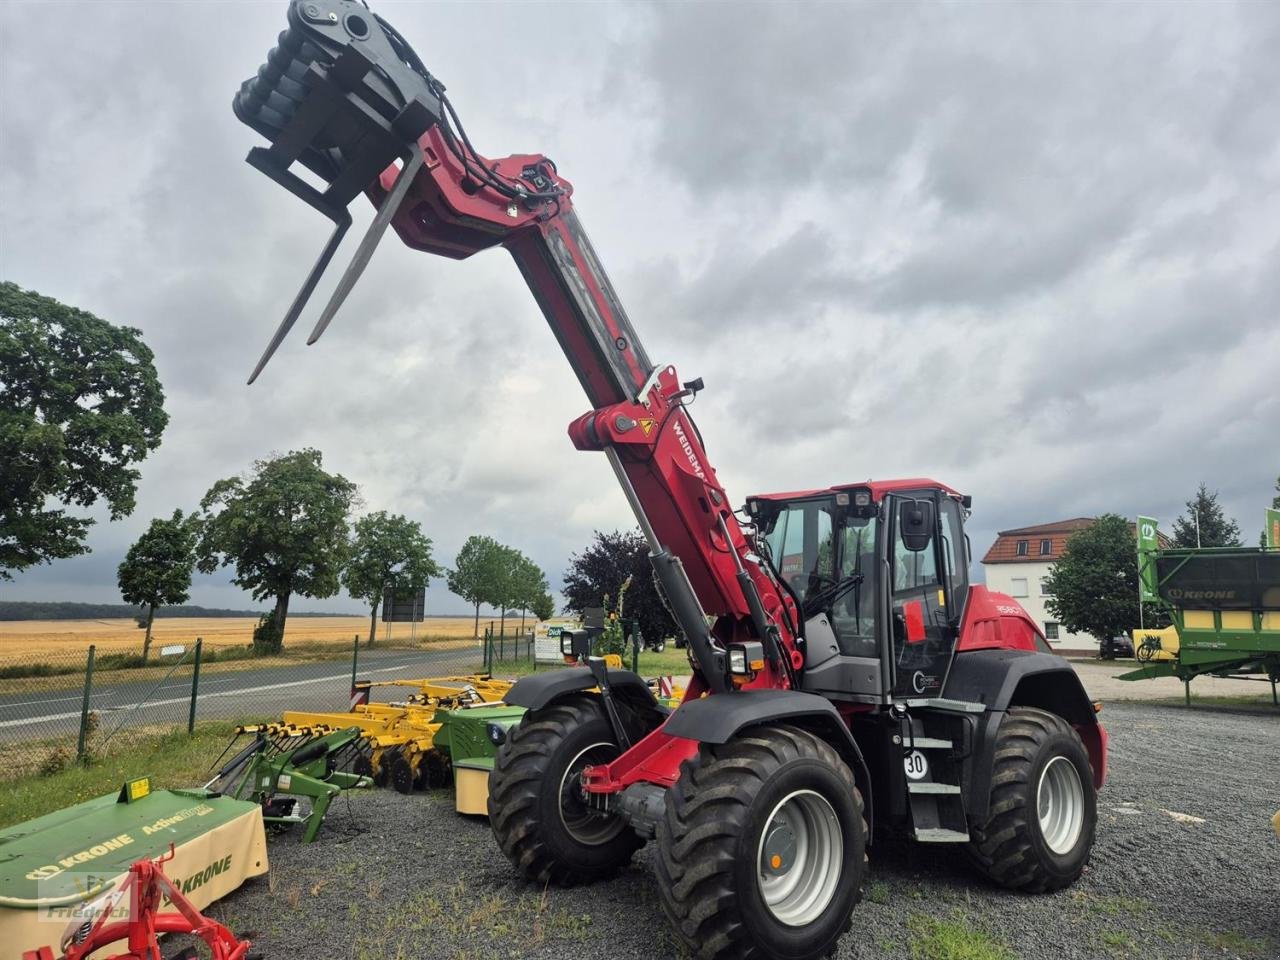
left=233, top=0, right=804, bottom=696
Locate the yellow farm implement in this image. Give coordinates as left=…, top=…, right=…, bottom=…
left=272, top=675, right=516, bottom=795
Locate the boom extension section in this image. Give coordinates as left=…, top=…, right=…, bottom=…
left=234, top=0, right=802, bottom=697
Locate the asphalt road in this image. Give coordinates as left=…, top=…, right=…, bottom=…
left=0, top=644, right=490, bottom=743
left=5, top=651, right=1271, bottom=753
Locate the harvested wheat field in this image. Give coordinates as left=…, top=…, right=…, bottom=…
left=0, top=615, right=486, bottom=658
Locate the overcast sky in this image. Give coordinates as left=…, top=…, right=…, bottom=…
left=2, top=0, right=1276, bottom=616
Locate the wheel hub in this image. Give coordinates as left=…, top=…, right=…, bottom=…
left=760, top=821, right=798, bottom=876
left=558, top=742, right=626, bottom=845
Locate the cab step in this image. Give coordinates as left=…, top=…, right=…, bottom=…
left=900, top=736, right=951, bottom=750
left=914, top=827, right=970, bottom=843
left=907, top=782, right=961, bottom=795
left=902, top=697, right=986, bottom=714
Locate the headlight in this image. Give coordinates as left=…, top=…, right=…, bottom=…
left=486, top=722, right=507, bottom=746
left=727, top=641, right=765, bottom=678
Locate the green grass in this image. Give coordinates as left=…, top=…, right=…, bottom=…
left=0, top=720, right=264, bottom=829
left=1098, top=929, right=1137, bottom=955
left=1200, top=930, right=1270, bottom=956
left=907, top=913, right=1015, bottom=960
left=493, top=646, right=693, bottom=679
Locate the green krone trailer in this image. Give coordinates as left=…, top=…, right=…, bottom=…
left=1120, top=543, right=1280, bottom=704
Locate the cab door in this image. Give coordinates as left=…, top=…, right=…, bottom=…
left=886, top=494, right=959, bottom=698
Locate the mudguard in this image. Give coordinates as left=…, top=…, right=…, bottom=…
left=663, top=689, right=874, bottom=832
left=945, top=649, right=1106, bottom=821
left=503, top=666, right=656, bottom=711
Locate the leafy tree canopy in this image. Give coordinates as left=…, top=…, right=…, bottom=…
left=197, top=449, right=357, bottom=652
left=448, top=535, right=506, bottom=638
left=342, top=511, right=439, bottom=643
left=117, top=509, right=201, bottom=661
left=530, top=591, right=556, bottom=622
left=1043, top=514, right=1164, bottom=644
left=1171, top=482, right=1241, bottom=548
left=1, top=282, right=167, bottom=579
left=562, top=529, right=677, bottom=645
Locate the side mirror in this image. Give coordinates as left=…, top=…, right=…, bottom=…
left=899, top=500, right=935, bottom=553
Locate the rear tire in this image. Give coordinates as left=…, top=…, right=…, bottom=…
left=968, top=707, right=1096, bottom=893
left=488, top=694, right=642, bottom=885
left=655, top=725, right=866, bottom=960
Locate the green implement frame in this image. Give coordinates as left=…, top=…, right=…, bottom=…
left=1120, top=545, right=1280, bottom=704
left=208, top=725, right=372, bottom=843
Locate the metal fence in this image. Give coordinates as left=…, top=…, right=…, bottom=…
left=0, top=627, right=530, bottom=781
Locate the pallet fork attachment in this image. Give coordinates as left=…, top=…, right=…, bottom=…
left=232, top=1, right=442, bottom=381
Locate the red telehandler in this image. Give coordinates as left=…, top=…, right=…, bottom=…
left=233, top=4, right=1107, bottom=958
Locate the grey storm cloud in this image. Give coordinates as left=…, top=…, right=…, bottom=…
left=1, top=0, right=1276, bottom=612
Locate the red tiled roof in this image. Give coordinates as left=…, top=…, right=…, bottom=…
left=982, top=518, right=1096, bottom=565
left=981, top=518, right=1170, bottom=565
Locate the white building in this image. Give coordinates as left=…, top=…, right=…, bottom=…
left=980, top=518, right=1097, bottom=651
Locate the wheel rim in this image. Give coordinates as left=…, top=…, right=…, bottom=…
left=1037, top=756, right=1085, bottom=855
left=558, top=742, right=626, bottom=845
left=756, top=789, right=843, bottom=926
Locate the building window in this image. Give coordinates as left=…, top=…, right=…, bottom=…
left=1040, top=578, right=1053, bottom=597
left=1045, top=622, right=1060, bottom=640
left=1010, top=578, right=1028, bottom=598
left=1040, top=539, right=1052, bottom=556
left=1016, top=540, right=1028, bottom=556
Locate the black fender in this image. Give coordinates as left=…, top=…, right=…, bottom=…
left=504, top=667, right=657, bottom=712
left=663, top=689, right=874, bottom=835
left=945, top=649, right=1104, bottom=821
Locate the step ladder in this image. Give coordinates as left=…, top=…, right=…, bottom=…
left=897, top=711, right=973, bottom=843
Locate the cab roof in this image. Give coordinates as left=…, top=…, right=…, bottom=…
left=748, top=478, right=966, bottom=504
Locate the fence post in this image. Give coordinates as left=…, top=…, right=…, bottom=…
left=77, top=644, right=96, bottom=762
left=351, top=634, right=359, bottom=694
left=187, top=638, right=203, bottom=734
left=631, top=623, right=640, bottom=674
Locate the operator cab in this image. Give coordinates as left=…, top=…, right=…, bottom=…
left=747, top=480, right=972, bottom=703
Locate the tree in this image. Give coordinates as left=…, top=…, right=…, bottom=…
left=530, top=591, right=556, bottom=622
left=342, top=511, right=440, bottom=645
left=1, top=283, right=167, bottom=579
left=487, top=545, right=529, bottom=639
left=196, top=449, right=357, bottom=654
left=1171, top=482, right=1241, bottom=548
left=448, top=535, right=505, bottom=639
left=511, top=554, right=550, bottom=633
left=116, top=510, right=200, bottom=663
left=562, top=529, right=678, bottom=646
left=1042, top=514, right=1160, bottom=645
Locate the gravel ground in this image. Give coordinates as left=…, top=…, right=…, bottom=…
left=193, top=701, right=1278, bottom=960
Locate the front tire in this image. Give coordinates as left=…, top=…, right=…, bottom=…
left=488, top=694, right=642, bottom=885
left=968, top=707, right=1097, bottom=893
left=655, top=725, right=866, bottom=960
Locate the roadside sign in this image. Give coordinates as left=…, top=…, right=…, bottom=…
left=1266, top=508, right=1280, bottom=548
left=382, top=586, right=426, bottom=622
left=1136, top=516, right=1160, bottom=602
left=160, top=644, right=185, bottom=657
